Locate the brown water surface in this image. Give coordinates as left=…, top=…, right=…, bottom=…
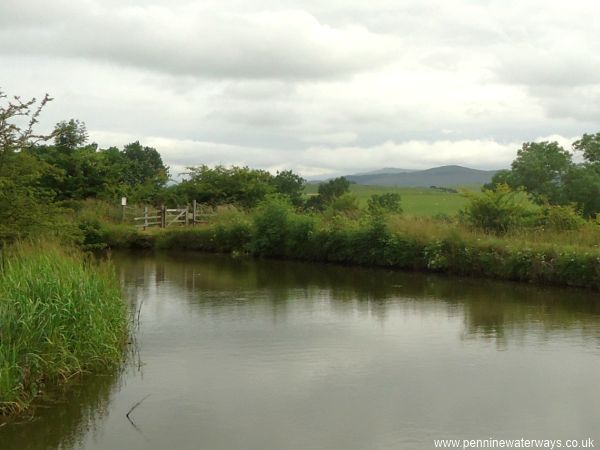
left=2, top=251, right=599, bottom=449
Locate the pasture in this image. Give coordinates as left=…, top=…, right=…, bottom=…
left=304, top=184, right=471, bottom=216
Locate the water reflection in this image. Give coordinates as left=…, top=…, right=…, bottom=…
left=1, top=251, right=599, bottom=449
left=0, top=368, right=124, bottom=450
left=118, top=251, right=600, bottom=345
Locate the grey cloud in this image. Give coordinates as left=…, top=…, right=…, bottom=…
left=219, top=81, right=297, bottom=101
left=493, top=47, right=600, bottom=123
left=0, top=3, right=398, bottom=80
left=2, top=0, right=599, bottom=177
left=207, top=105, right=301, bottom=128
left=495, top=51, right=600, bottom=88
left=530, top=85, right=600, bottom=124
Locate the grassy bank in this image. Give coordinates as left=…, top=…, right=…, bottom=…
left=99, top=202, right=600, bottom=291
left=0, top=242, right=128, bottom=416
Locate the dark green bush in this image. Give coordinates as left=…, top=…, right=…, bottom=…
left=78, top=217, right=107, bottom=250
left=252, top=195, right=292, bottom=257
left=367, top=193, right=403, bottom=215
left=462, top=185, right=538, bottom=233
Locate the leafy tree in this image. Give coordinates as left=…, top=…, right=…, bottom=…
left=122, top=141, right=169, bottom=188
left=508, top=141, right=573, bottom=204
left=563, top=164, right=600, bottom=217
left=307, top=176, right=351, bottom=210
left=54, top=119, right=88, bottom=151
left=0, top=154, right=64, bottom=242
left=27, top=119, right=96, bottom=200
left=272, top=170, right=305, bottom=206
left=318, top=177, right=351, bottom=203
left=178, top=165, right=275, bottom=208
left=96, top=146, right=130, bottom=198
left=0, top=90, right=52, bottom=178
left=486, top=134, right=600, bottom=217
left=0, top=89, right=63, bottom=242
left=573, top=132, right=600, bottom=164
left=484, top=169, right=516, bottom=191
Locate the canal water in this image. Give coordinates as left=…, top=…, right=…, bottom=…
left=2, top=252, right=600, bottom=449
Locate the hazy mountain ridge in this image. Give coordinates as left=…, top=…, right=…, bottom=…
left=345, top=165, right=499, bottom=187
left=352, top=167, right=417, bottom=176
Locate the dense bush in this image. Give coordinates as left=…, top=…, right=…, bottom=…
left=328, top=193, right=361, bottom=219
left=367, top=193, right=403, bottom=215
left=252, top=195, right=293, bottom=257
left=536, top=204, right=585, bottom=231
left=461, top=185, right=538, bottom=233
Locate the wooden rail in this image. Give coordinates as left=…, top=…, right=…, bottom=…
left=132, top=201, right=216, bottom=229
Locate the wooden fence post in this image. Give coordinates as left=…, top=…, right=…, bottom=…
left=143, top=206, right=148, bottom=230
left=192, top=200, right=197, bottom=226
left=185, top=206, right=189, bottom=226
left=161, top=205, right=166, bottom=228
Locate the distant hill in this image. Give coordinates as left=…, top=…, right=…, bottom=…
left=353, top=167, right=416, bottom=176
left=345, top=165, right=499, bottom=187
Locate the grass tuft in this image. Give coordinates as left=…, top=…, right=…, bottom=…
left=0, top=241, right=128, bottom=416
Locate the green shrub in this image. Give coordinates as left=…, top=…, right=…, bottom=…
left=286, top=214, right=316, bottom=258
left=424, top=240, right=449, bottom=271
left=100, top=224, right=154, bottom=249
left=215, top=221, right=253, bottom=253
left=252, top=195, right=293, bottom=257
left=367, top=193, right=403, bottom=215
left=78, top=216, right=107, bottom=250
left=462, top=185, right=539, bottom=234
left=328, top=193, right=361, bottom=219
left=536, top=204, right=585, bottom=231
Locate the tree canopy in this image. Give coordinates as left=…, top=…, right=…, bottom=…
left=174, top=165, right=306, bottom=208
left=486, top=137, right=600, bottom=218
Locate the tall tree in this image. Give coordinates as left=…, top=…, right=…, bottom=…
left=0, top=89, right=61, bottom=241
left=272, top=170, right=305, bottom=206
left=0, top=90, right=52, bottom=177
left=122, top=141, right=169, bottom=187
left=573, top=132, right=600, bottom=164
left=317, top=177, right=351, bottom=203
left=564, top=164, right=600, bottom=218
left=54, top=119, right=88, bottom=151
left=178, top=165, right=274, bottom=207
left=508, top=141, right=573, bottom=204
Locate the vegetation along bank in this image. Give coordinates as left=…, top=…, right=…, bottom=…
left=0, top=242, right=129, bottom=416
left=97, top=194, right=600, bottom=291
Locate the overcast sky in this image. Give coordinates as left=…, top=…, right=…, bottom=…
left=1, top=0, right=598, bottom=178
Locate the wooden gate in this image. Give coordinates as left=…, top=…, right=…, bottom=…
left=132, top=201, right=215, bottom=229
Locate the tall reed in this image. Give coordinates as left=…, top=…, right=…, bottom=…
left=0, top=242, right=128, bottom=415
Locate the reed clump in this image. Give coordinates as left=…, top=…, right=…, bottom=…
left=0, top=242, right=128, bottom=416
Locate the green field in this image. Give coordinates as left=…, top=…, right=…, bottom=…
left=304, top=184, right=471, bottom=216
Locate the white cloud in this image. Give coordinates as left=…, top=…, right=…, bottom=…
left=0, top=3, right=397, bottom=80
left=88, top=131, right=520, bottom=177
left=1, top=0, right=599, bottom=178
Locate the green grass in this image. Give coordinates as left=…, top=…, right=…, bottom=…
left=0, top=242, right=128, bottom=416
left=304, top=184, right=470, bottom=216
